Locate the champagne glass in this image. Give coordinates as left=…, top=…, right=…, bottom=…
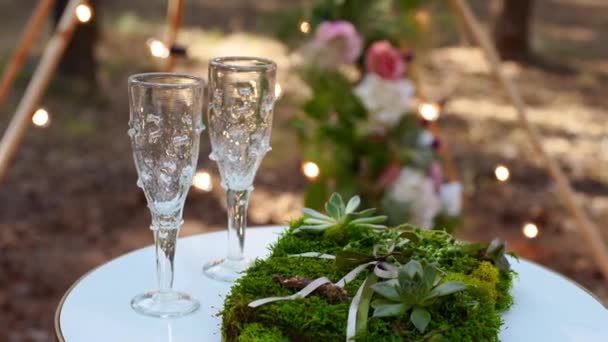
left=203, top=57, right=277, bottom=282
left=128, top=73, right=204, bottom=317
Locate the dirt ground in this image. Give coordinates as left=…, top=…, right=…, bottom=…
left=0, top=0, right=607, bottom=341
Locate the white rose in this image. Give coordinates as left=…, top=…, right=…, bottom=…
left=388, top=167, right=441, bottom=229
left=354, top=73, right=415, bottom=128
left=439, top=182, right=463, bottom=216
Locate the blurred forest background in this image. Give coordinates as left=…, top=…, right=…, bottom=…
left=0, top=0, right=607, bottom=340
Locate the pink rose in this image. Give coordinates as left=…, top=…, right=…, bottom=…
left=365, top=41, right=406, bottom=80
left=313, top=21, right=363, bottom=64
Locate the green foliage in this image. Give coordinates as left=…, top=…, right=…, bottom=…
left=274, top=0, right=463, bottom=233
left=296, top=69, right=428, bottom=211
left=271, top=0, right=428, bottom=49
left=293, top=70, right=372, bottom=210
left=222, top=196, right=515, bottom=341
left=371, top=260, right=467, bottom=333
left=278, top=2, right=434, bottom=212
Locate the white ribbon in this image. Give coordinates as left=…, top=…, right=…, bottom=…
left=346, top=279, right=366, bottom=341
left=344, top=262, right=397, bottom=341
left=248, top=277, right=332, bottom=308
left=289, top=252, right=336, bottom=259
left=374, top=261, right=398, bottom=279
left=335, top=261, right=376, bottom=288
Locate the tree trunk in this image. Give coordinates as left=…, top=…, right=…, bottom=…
left=493, top=0, right=534, bottom=61
left=53, top=0, right=98, bottom=85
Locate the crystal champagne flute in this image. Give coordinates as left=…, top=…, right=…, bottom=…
left=203, top=57, right=277, bottom=282
left=128, top=73, right=204, bottom=317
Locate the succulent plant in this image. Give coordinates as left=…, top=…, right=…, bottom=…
left=371, top=260, right=467, bottom=333
left=292, top=193, right=387, bottom=234
left=464, top=238, right=512, bottom=272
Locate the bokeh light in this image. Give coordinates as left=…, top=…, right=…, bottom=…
left=418, top=103, right=440, bottom=121
left=147, top=39, right=170, bottom=59
left=301, top=161, right=320, bottom=179
left=192, top=171, right=213, bottom=192
left=275, top=83, right=282, bottom=99
left=75, top=4, right=93, bottom=23
left=299, top=21, right=311, bottom=34
left=32, top=108, right=50, bottom=127
left=494, top=165, right=510, bottom=182
left=522, top=222, right=539, bottom=239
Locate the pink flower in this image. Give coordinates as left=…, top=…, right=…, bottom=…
left=313, top=21, right=363, bottom=64
left=365, top=41, right=406, bottom=80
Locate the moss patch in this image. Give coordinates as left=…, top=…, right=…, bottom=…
left=222, top=222, right=514, bottom=341
left=238, top=324, right=289, bottom=342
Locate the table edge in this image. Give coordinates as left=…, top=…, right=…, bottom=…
left=54, top=225, right=282, bottom=341
left=55, top=264, right=102, bottom=342
left=513, top=257, right=606, bottom=309
left=54, top=226, right=606, bottom=341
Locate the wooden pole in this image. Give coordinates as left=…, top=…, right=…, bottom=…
left=163, top=0, right=184, bottom=72
left=0, top=0, right=55, bottom=107
left=448, top=0, right=608, bottom=279
left=0, top=0, right=81, bottom=184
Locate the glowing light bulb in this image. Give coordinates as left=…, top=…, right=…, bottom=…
left=75, top=4, right=92, bottom=23
left=418, top=103, right=440, bottom=121
left=522, top=222, right=539, bottom=239
left=32, top=108, right=50, bottom=127
left=192, top=171, right=212, bottom=191
left=147, top=39, right=170, bottom=59
left=494, top=165, right=510, bottom=182
left=275, top=84, right=282, bottom=98
left=299, top=21, right=311, bottom=34
left=301, top=161, right=320, bottom=179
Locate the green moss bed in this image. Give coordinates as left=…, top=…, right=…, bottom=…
left=222, top=217, right=514, bottom=341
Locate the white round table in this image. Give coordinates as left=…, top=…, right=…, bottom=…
left=55, top=226, right=608, bottom=342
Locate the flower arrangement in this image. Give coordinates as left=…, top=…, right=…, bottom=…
left=282, top=0, right=462, bottom=230
left=222, top=193, right=515, bottom=341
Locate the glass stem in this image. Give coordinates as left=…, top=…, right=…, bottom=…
left=226, top=189, right=251, bottom=262
left=151, top=214, right=182, bottom=293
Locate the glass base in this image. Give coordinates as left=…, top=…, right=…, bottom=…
left=203, top=258, right=252, bottom=282
left=131, top=291, right=200, bottom=318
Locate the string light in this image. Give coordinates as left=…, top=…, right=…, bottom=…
left=522, top=222, right=539, bottom=239
left=418, top=103, right=440, bottom=121
left=494, top=165, right=510, bottom=182
left=147, top=39, right=170, bottom=59
left=299, top=21, right=311, bottom=34
left=192, top=171, right=213, bottom=192
left=301, top=161, right=320, bottom=180
left=275, top=84, right=282, bottom=99
left=75, top=3, right=93, bottom=23
left=32, top=108, right=50, bottom=127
